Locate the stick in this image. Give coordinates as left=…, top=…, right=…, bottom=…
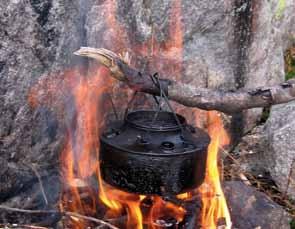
left=0, top=205, right=119, bottom=229
left=0, top=205, right=57, bottom=214
left=238, top=173, right=251, bottom=186
left=0, top=224, right=49, bottom=229
left=65, top=212, right=119, bottom=229
left=74, top=47, right=295, bottom=114
left=26, top=163, right=48, bottom=205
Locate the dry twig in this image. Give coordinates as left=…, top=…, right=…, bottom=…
left=25, top=163, right=48, bottom=206
left=0, top=224, right=49, bottom=229
left=0, top=205, right=119, bottom=229
left=221, top=147, right=295, bottom=217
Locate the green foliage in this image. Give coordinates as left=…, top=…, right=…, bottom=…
left=275, top=0, right=286, bottom=19
left=260, top=107, right=270, bottom=123
left=286, top=70, right=295, bottom=80
left=285, top=46, right=295, bottom=80
left=290, top=219, right=295, bottom=229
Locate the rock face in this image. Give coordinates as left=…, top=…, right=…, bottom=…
left=224, top=181, right=291, bottom=229
left=232, top=125, right=269, bottom=175
left=244, top=0, right=295, bottom=131
left=263, top=101, right=295, bottom=198
left=233, top=101, right=295, bottom=199
left=0, top=0, right=295, bottom=210
left=0, top=0, right=87, bottom=199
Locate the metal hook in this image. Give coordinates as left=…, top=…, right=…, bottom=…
left=150, top=73, right=186, bottom=140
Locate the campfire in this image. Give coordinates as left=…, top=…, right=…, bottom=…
left=54, top=71, right=232, bottom=228
left=24, top=1, right=233, bottom=227
left=2, top=0, right=295, bottom=228
left=42, top=1, right=232, bottom=227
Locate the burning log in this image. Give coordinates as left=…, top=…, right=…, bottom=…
left=74, top=47, right=295, bottom=114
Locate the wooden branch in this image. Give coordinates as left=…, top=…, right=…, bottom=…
left=0, top=205, right=119, bottom=229
left=0, top=224, right=49, bottom=229
left=74, top=47, right=295, bottom=114
left=25, top=163, right=48, bottom=206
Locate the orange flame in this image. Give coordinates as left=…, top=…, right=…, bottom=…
left=29, top=0, right=232, bottom=228
left=198, top=111, right=232, bottom=228
left=147, top=196, right=186, bottom=229
left=57, top=67, right=115, bottom=228
left=100, top=183, right=143, bottom=229
left=95, top=1, right=187, bottom=227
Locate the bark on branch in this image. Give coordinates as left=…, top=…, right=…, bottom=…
left=74, top=47, right=295, bottom=114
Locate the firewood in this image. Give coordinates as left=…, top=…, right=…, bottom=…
left=74, top=47, right=295, bottom=114
left=0, top=205, right=119, bottom=229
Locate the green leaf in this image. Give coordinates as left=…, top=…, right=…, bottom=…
left=275, top=0, right=286, bottom=19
